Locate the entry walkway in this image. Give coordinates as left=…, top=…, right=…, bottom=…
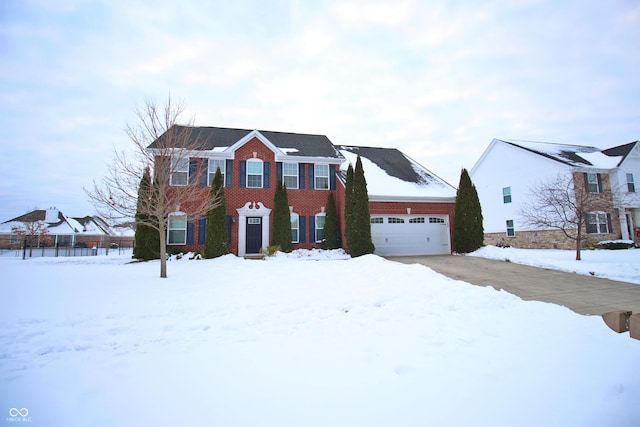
left=387, top=255, right=640, bottom=316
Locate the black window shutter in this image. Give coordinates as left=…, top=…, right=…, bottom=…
left=583, top=173, right=589, bottom=192
left=308, top=164, right=315, bottom=189
left=299, top=216, right=306, bottom=243
left=189, top=158, right=197, bottom=185
left=606, top=213, right=613, bottom=234
left=309, top=215, right=316, bottom=242
left=276, top=162, right=283, bottom=182
left=596, top=173, right=603, bottom=193
left=225, top=160, right=233, bottom=187
left=264, top=162, right=270, bottom=188
left=299, top=164, right=305, bottom=189
left=240, top=160, right=246, bottom=187
left=198, top=216, right=206, bottom=244
left=187, top=218, right=195, bottom=244
left=330, top=165, right=336, bottom=190
left=200, top=159, right=209, bottom=186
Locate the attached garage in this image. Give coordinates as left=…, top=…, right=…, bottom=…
left=370, top=214, right=451, bottom=256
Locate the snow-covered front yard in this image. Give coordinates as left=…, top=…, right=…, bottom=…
left=1, top=249, right=639, bottom=426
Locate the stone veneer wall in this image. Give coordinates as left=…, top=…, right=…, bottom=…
left=485, top=226, right=621, bottom=250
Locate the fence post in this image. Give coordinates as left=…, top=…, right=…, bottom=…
left=22, top=239, right=26, bottom=260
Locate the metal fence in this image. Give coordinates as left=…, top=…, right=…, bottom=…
left=0, top=240, right=134, bottom=259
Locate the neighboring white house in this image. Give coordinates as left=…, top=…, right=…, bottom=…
left=470, top=139, right=640, bottom=249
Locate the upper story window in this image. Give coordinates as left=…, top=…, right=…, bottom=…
left=291, top=213, right=299, bottom=243
left=170, top=157, right=189, bottom=186
left=626, top=173, right=635, bottom=193
left=283, top=163, right=298, bottom=189
left=247, top=159, right=263, bottom=188
left=502, top=187, right=512, bottom=203
left=315, top=164, right=329, bottom=190
left=208, top=159, right=225, bottom=186
left=167, top=213, right=187, bottom=244
left=585, top=173, right=601, bottom=193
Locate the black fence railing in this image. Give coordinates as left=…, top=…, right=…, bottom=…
left=0, top=239, right=134, bottom=259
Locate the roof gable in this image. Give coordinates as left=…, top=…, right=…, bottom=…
left=602, top=140, right=639, bottom=167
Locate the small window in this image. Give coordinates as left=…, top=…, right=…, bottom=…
left=170, top=157, right=189, bottom=186
left=502, top=187, right=512, bottom=203
left=586, top=212, right=610, bottom=234
left=388, top=217, right=404, bottom=224
left=248, top=218, right=261, bottom=225
left=506, top=219, right=515, bottom=236
left=370, top=217, right=383, bottom=224
left=627, top=173, right=635, bottom=193
left=315, top=164, right=329, bottom=190
left=168, top=214, right=187, bottom=244
left=283, top=163, right=298, bottom=189
left=208, top=159, right=225, bottom=186
left=409, top=217, right=425, bottom=223
left=247, top=159, right=263, bottom=188
left=429, top=217, right=445, bottom=223
left=291, top=213, right=299, bottom=243
left=315, top=214, right=326, bottom=242
left=586, top=173, right=601, bottom=193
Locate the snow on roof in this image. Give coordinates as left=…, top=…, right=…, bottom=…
left=338, top=147, right=456, bottom=199
left=501, top=139, right=625, bottom=169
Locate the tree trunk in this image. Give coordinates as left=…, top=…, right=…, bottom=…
left=575, top=224, right=582, bottom=261
left=158, top=220, right=167, bottom=278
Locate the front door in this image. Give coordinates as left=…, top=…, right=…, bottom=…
left=246, top=217, right=262, bottom=254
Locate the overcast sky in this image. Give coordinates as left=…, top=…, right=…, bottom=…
left=1, top=0, right=638, bottom=221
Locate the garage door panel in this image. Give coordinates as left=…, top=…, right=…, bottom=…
left=371, top=215, right=450, bottom=256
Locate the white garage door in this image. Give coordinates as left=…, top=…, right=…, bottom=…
left=370, top=215, right=450, bottom=256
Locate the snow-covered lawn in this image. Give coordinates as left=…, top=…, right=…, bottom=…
left=1, top=250, right=639, bottom=426
left=471, top=245, right=640, bottom=285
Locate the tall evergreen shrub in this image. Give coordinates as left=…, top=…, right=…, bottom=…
left=133, top=167, right=160, bottom=260
left=453, top=168, right=484, bottom=253
left=347, top=155, right=375, bottom=257
left=322, top=192, right=341, bottom=249
left=204, top=167, right=229, bottom=258
left=271, top=179, right=293, bottom=252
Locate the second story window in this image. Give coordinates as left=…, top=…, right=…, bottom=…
left=247, top=159, right=263, bottom=188
left=283, top=163, right=298, bottom=189
left=170, top=157, right=189, bottom=186
left=315, top=164, right=329, bottom=190
left=585, top=173, right=601, bottom=193
left=208, top=159, right=225, bottom=186
left=502, top=187, right=512, bottom=203
left=506, top=219, right=515, bottom=236
left=627, top=173, right=635, bottom=193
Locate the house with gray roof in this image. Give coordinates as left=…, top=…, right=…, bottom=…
left=470, top=138, right=640, bottom=249
left=151, top=126, right=456, bottom=256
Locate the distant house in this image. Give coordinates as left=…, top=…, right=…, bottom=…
left=150, top=126, right=457, bottom=256
left=470, top=139, right=640, bottom=249
left=0, top=208, right=134, bottom=249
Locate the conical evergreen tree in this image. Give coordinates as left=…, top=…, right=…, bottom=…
left=271, top=179, right=293, bottom=252
left=453, top=168, right=484, bottom=253
left=133, top=167, right=160, bottom=260
left=348, top=155, right=375, bottom=257
left=204, top=167, right=228, bottom=258
left=321, top=192, right=341, bottom=249
left=344, top=163, right=355, bottom=251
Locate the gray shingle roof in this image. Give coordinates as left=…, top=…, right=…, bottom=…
left=149, top=125, right=343, bottom=159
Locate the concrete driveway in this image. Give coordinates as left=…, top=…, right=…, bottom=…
left=386, top=255, right=640, bottom=316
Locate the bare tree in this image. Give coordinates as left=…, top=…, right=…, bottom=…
left=12, top=220, right=50, bottom=256
left=86, top=97, right=220, bottom=277
left=520, top=172, right=612, bottom=260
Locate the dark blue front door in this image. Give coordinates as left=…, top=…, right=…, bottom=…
left=246, top=217, right=262, bottom=254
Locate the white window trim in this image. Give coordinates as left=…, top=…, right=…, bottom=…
left=315, top=213, right=326, bottom=243
left=208, top=159, right=226, bottom=186
left=506, top=219, right=515, bottom=237
left=502, top=187, right=512, bottom=204
left=167, top=212, right=187, bottom=245
left=247, top=159, right=264, bottom=188
left=586, top=211, right=610, bottom=234
left=626, top=173, right=635, bottom=193
left=170, top=157, right=189, bottom=186
left=314, top=164, right=329, bottom=190
left=283, top=162, right=299, bottom=189
left=586, top=173, right=601, bottom=193
left=291, top=212, right=299, bottom=243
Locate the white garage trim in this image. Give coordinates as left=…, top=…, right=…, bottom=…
left=370, top=214, right=450, bottom=256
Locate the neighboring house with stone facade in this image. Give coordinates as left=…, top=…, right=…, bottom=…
left=470, top=138, right=640, bottom=249
left=151, top=126, right=457, bottom=257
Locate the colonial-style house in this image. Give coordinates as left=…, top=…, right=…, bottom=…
left=470, top=138, right=640, bottom=249
left=0, top=208, right=134, bottom=249
left=151, top=126, right=457, bottom=257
